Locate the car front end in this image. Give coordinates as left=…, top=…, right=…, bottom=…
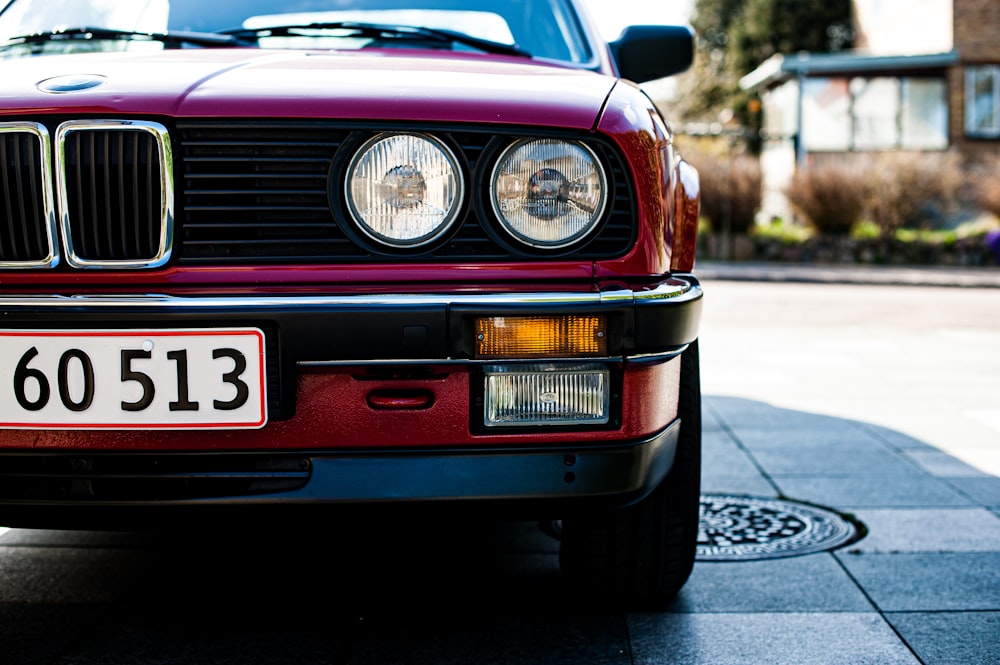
left=0, top=0, right=702, bottom=605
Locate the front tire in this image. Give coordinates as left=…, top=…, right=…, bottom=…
left=558, top=340, right=701, bottom=607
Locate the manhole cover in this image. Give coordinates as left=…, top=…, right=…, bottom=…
left=697, top=494, right=860, bottom=561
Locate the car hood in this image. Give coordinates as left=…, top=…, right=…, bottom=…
left=0, top=48, right=618, bottom=129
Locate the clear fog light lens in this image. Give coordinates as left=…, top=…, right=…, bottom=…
left=483, top=364, right=610, bottom=427
left=346, top=133, right=463, bottom=247
left=491, top=139, right=607, bottom=248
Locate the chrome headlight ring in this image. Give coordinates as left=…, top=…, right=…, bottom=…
left=490, top=138, right=608, bottom=249
left=344, top=132, right=464, bottom=249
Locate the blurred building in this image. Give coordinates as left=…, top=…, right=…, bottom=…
left=740, top=0, right=999, bottom=223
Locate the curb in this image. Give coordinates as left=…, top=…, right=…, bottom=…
left=694, top=261, right=1000, bottom=289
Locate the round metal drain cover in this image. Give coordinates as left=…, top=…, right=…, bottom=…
left=697, top=494, right=860, bottom=561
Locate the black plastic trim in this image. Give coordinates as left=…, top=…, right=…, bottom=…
left=0, top=419, right=680, bottom=526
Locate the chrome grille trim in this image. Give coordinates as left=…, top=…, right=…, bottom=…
left=55, top=120, right=174, bottom=269
left=0, top=122, right=59, bottom=269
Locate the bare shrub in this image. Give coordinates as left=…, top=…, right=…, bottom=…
left=689, top=151, right=762, bottom=235
left=864, top=151, right=963, bottom=238
left=785, top=162, right=867, bottom=236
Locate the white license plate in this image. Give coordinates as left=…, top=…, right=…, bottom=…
left=0, top=329, right=267, bottom=429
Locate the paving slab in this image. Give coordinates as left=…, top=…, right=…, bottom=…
left=701, top=474, right=779, bottom=497
left=856, top=422, right=941, bottom=451
left=627, top=613, right=920, bottom=665
left=705, top=396, right=854, bottom=431
left=748, top=444, right=921, bottom=477
left=845, top=508, right=1000, bottom=553
left=887, top=611, right=1000, bottom=665
left=836, top=552, right=1000, bottom=611
left=0, top=604, right=114, bottom=665
left=0, top=545, right=149, bottom=604
left=721, top=421, right=881, bottom=447
left=946, top=477, right=1000, bottom=508
left=667, top=555, right=873, bottom=613
left=702, top=430, right=766, bottom=477
left=904, top=449, right=997, bottom=477
left=353, top=612, right=631, bottom=665
left=772, top=474, right=975, bottom=509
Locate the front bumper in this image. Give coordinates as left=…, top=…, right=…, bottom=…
left=0, top=276, right=702, bottom=422
left=0, top=276, right=699, bottom=525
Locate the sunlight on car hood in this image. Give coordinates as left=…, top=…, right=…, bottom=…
left=1, top=48, right=617, bottom=128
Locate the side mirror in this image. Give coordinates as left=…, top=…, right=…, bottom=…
left=609, top=25, right=694, bottom=83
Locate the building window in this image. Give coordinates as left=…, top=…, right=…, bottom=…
left=801, top=78, right=851, bottom=150
left=966, top=66, right=1000, bottom=138
left=852, top=77, right=900, bottom=149
left=801, top=75, right=948, bottom=151
left=901, top=78, right=948, bottom=149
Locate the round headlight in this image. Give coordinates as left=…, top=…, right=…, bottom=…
left=346, top=133, right=463, bottom=247
left=491, top=139, right=607, bottom=248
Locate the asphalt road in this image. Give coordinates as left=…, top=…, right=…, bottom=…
left=2, top=275, right=999, bottom=664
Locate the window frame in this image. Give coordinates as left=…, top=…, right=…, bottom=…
left=965, top=65, right=1000, bottom=139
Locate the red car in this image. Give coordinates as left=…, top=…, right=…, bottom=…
left=0, top=0, right=702, bottom=604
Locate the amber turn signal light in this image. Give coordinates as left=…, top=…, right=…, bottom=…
left=474, top=315, right=606, bottom=359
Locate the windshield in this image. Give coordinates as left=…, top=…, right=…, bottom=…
left=0, top=0, right=594, bottom=64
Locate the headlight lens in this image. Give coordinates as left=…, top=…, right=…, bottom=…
left=491, top=139, right=607, bottom=248
left=346, top=133, right=463, bottom=247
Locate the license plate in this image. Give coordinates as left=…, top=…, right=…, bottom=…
left=0, top=329, right=267, bottom=429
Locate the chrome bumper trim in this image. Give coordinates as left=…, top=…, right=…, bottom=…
left=0, top=278, right=700, bottom=311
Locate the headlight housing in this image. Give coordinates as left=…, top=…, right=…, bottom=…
left=490, top=139, right=607, bottom=249
left=345, top=133, right=463, bottom=248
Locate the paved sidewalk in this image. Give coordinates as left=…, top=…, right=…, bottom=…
left=672, top=278, right=1000, bottom=664
left=672, top=394, right=1000, bottom=665
left=695, top=260, right=1000, bottom=288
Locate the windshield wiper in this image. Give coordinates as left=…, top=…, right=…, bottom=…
left=0, top=26, right=246, bottom=51
left=220, top=21, right=530, bottom=58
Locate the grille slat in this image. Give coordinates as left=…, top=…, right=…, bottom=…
left=12, top=136, right=31, bottom=257
left=184, top=158, right=333, bottom=165
left=186, top=205, right=331, bottom=212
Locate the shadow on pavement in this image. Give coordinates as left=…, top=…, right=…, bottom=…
left=1, top=396, right=998, bottom=664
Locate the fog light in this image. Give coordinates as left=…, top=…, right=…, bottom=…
left=483, top=363, right=610, bottom=427
left=475, top=315, right=606, bottom=359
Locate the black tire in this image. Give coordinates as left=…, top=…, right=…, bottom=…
left=558, top=340, right=701, bottom=607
